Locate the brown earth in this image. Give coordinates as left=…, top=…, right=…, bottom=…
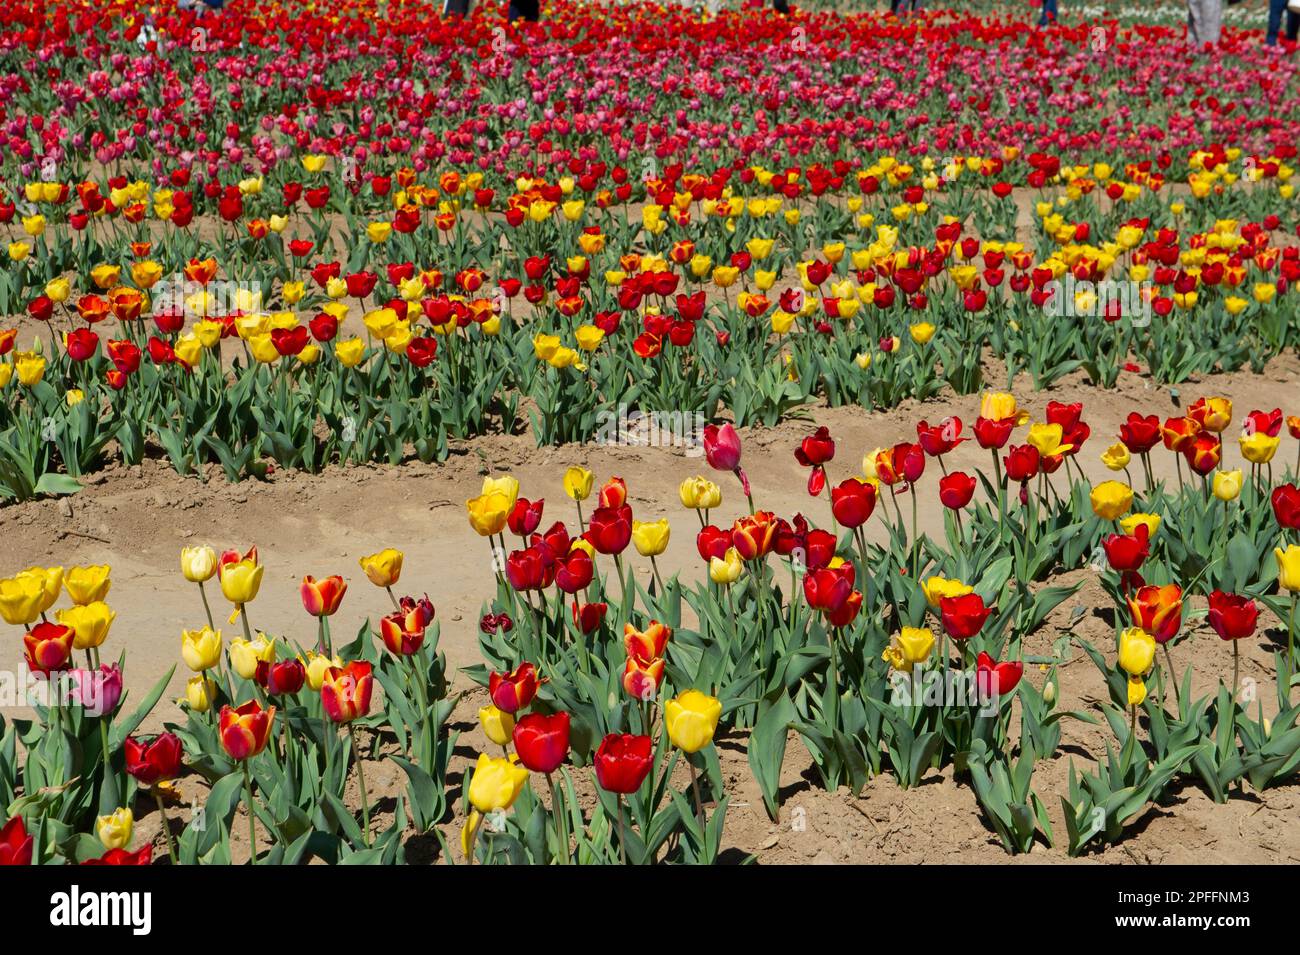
left=5, top=351, right=1300, bottom=863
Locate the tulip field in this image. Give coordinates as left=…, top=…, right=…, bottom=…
left=1, top=0, right=1300, bottom=873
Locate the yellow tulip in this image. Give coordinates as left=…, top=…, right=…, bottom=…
left=1276, top=546, right=1300, bottom=592
left=466, top=493, right=511, bottom=537
left=358, top=548, right=403, bottom=588
left=1118, top=627, right=1156, bottom=677
left=574, top=325, right=605, bottom=352
left=219, top=559, right=263, bottom=605
left=921, top=575, right=972, bottom=609
left=248, top=333, right=280, bottom=364
left=181, top=626, right=223, bottom=671
left=1089, top=481, right=1133, bottom=521
left=882, top=626, right=935, bottom=672
left=909, top=322, right=935, bottom=345
left=96, top=808, right=133, bottom=850
left=229, top=634, right=275, bottom=680
left=478, top=705, right=516, bottom=747
left=1213, top=470, right=1242, bottom=502
left=1027, top=423, right=1073, bottom=458
left=57, top=602, right=115, bottom=650
left=460, top=810, right=483, bottom=863
left=14, top=352, right=45, bottom=387
left=45, top=277, right=71, bottom=302
left=1127, top=677, right=1147, bottom=707
left=468, top=752, right=529, bottom=813
left=303, top=651, right=343, bottom=691
left=1240, top=432, right=1280, bottom=465
left=979, top=391, right=1021, bottom=422
left=1100, top=442, right=1131, bottom=471
left=183, top=676, right=217, bottom=712
left=664, top=690, right=723, bottom=753
left=632, top=519, right=670, bottom=557
left=709, top=547, right=744, bottom=585
left=564, top=467, right=594, bottom=502
left=19, top=565, right=62, bottom=613
left=335, top=337, right=366, bottom=367
left=64, top=564, right=111, bottom=605
left=679, top=476, right=721, bottom=510
left=1119, top=513, right=1161, bottom=538
left=0, top=575, right=47, bottom=626
left=481, top=475, right=519, bottom=510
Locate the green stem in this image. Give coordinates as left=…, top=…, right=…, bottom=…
left=349, top=725, right=371, bottom=847
left=154, top=790, right=178, bottom=866
left=546, top=772, right=570, bottom=864
left=241, top=761, right=258, bottom=865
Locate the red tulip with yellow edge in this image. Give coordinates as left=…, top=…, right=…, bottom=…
left=219, top=701, right=275, bottom=760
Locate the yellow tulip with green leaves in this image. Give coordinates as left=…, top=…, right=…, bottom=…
left=665, top=690, right=723, bottom=753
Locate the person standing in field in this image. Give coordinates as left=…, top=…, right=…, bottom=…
left=1037, top=0, right=1059, bottom=26
left=1187, top=0, right=1222, bottom=46
left=1265, top=0, right=1300, bottom=46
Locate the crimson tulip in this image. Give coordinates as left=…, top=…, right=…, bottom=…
left=594, top=733, right=653, bottom=794
left=940, top=593, right=992, bottom=640
left=125, top=733, right=184, bottom=786
left=513, top=711, right=570, bottom=774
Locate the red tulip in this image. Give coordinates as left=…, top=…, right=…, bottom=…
left=81, top=846, right=153, bottom=865
left=731, top=511, right=778, bottom=560
left=1102, top=523, right=1149, bottom=572
left=1272, top=484, right=1300, bottom=530
left=554, top=548, right=594, bottom=594
left=1183, top=434, right=1220, bottom=476
left=380, top=605, right=427, bottom=655
left=598, top=477, right=627, bottom=509
left=219, top=701, right=276, bottom=759
left=803, top=564, right=854, bottom=613
left=505, top=545, right=553, bottom=591
left=1128, top=584, right=1183, bottom=644
left=24, top=622, right=74, bottom=676
left=300, top=574, right=347, bottom=617
left=703, top=423, right=742, bottom=471
left=696, top=524, right=730, bottom=562
left=321, top=662, right=374, bottom=723
left=831, top=478, right=877, bottom=527
left=585, top=504, right=633, bottom=555
left=512, top=711, right=570, bottom=774
left=1207, top=591, right=1258, bottom=641
left=1002, top=443, right=1040, bottom=482
left=0, top=817, right=33, bottom=866
left=508, top=497, right=545, bottom=537
left=940, top=593, right=992, bottom=640
left=489, top=662, right=542, bottom=714
left=594, top=733, right=654, bottom=794
left=938, top=472, right=976, bottom=510
left=1119, top=412, right=1161, bottom=454
left=572, top=601, right=607, bottom=635
left=124, top=733, right=184, bottom=786
left=917, top=416, right=966, bottom=456
left=827, top=589, right=863, bottom=628
left=975, top=652, right=1023, bottom=698
left=973, top=415, right=1015, bottom=450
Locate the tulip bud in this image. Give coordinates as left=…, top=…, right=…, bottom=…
left=184, top=676, right=217, bottom=712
